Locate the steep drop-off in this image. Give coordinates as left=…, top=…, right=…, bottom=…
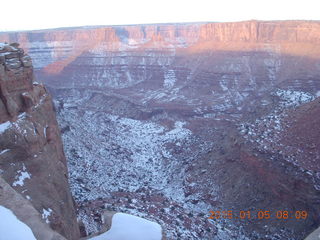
left=0, top=43, right=80, bottom=239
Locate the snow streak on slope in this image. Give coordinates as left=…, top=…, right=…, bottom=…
left=239, top=89, right=317, bottom=168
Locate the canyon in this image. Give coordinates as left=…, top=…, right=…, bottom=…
left=0, top=20, right=320, bottom=239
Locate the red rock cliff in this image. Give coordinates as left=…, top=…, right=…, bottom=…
left=1, top=21, right=320, bottom=77
left=0, top=42, right=80, bottom=239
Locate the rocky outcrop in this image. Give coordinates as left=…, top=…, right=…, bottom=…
left=0, top=42, right=80, bottom=239
left=0, top=176, right=67, bottom=240
left=0, top=43, right=33, bottom=121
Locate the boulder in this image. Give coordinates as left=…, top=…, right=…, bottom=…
left=10, top=42, right=20, bottom=48
left=21, top=55, right=32, bottom=67
left=22, top=92, right=35, bottom=108
left=5, top=57, right=21, bottom=70
left=4, top=51, right=20, bottom=59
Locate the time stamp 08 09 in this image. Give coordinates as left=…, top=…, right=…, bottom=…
left=208, top=210, right=308, bottom=220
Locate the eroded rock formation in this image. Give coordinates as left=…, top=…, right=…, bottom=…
left=0, top=42, right=80, bottom=239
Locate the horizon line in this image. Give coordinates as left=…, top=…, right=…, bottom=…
left=1, top=19, right=319, bottom=33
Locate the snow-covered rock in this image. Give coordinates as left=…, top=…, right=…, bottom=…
left=0, top=205, right=37, bottom=240
left=89, top=213, right=162, bottom=240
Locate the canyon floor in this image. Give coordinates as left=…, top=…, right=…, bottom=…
left=51, top=85, right=320, bottom=240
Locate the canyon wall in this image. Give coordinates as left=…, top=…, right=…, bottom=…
left=0, top=43, right=80, bottom=239
left=2, top=21, right=320, bottom=75
left=1, top=21, right=320, bottom=99
left=1, top=21, right=320, bottom=239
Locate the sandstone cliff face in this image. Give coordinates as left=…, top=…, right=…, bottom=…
left=1, top=21, right=320, bottom=97
left=0, top=43, right=80, bottom=239
left=1, top=21, right=320, bottom=75
left=2, top=21, right=320, bottom=62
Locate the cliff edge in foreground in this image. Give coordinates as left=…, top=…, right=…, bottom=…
left=0, top=42, right=80, bottom=239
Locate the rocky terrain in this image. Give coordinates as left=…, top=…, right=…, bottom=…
left=1, top=21, right=320, bottom=239
left=0, top=43, right=80, bottom=239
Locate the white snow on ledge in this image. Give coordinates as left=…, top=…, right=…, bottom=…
left=89, top=213, right=162, bottom=240
left=12, top=164, right=31, bottom=187
left=0, top=149, right=10, bottom=155
left=0, top=121, right=11, bottom=134
left=41, top=208, right=52, bottom=224
left=0, top=205, right=37, bottom=240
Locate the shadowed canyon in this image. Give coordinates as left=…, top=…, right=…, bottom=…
left=1, top=20, right=320, bottom=239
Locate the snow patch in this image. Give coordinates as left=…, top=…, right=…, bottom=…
left=0, top=205, right=37, bottom=240
left=0, top=149, right=10, bottom=155
left=12, top=164, right=31, bottom=187
left=0, top=121, right=11, bottom=134
left=164, top=69, right=176, bottom=88
left=18, top=112, right=26, bottom=119
left=43, top=126, right=47, bottom=139
left=274, top=89, right=314, bottom=107
left=41, top=208, right=52, bottom=224
left=219, top=80, right=229, bottom=91
left=89, top=213, right=162, bottom=240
